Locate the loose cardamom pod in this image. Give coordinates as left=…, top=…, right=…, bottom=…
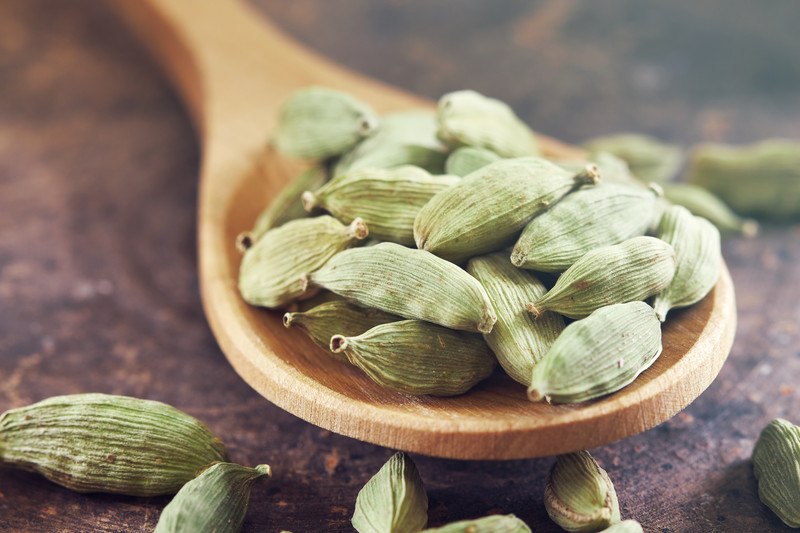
left=599, top=520, right=644, bottom=533
left=688, top=139, right=800, bottom=219
left=422, top=514, right=531, bottom=533
left=583, top=133, right=683, bottom=184
left=154, top=463, right=271, bottom=533
left=511, top=183, right=659, bottom=273
left=467, top=254, right=564, bottom=386
left=662, top=182, right=758, bottom=237
left=239, top=216, right=368, bottom=308
left=283, top=300, right=401, bottom=361
left=444, top=146, right=502, bottom=177
left=436, top=90, right=538, bottom=157
left=528, top=302, right=662, bottom=404
left=544, top=451, right=621, bottom=532
left=352, top=452, right=428, bottom=533
left=273, top=86, right=379, bottom=160
left=331, top=320, right=496, bottom=396
left=652, top=206, right=721, bottom=322
left=526, top=237, right=676, bottom=320
left=310, top=242, right=497, bottom=333
left=303, top=166, right=459, bottom=245
left=0, top=394, right=226, bottom=496
left=555, top=152, right=646, bottom=190
left=414, top=157, right=599, bottom=263
left=752, top=418, right=800, bottom=528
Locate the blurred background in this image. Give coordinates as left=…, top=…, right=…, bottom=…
left=1, top=1, right=798, bottom=531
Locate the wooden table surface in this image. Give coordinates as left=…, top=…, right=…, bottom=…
left=1, top=1, right=799, bottom=531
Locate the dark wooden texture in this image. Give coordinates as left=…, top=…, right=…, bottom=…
left=1, top=1, right=799, bottom=531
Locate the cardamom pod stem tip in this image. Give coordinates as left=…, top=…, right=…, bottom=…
left=330, top=334, right=348, bottom=353
left=527, top=385, right=545, bottom=402
left=653, top=300, right=670, bottom=322
left=575, top=164, right=601, bottom=186
left=525, top=303, right=542, bottom=319
left=282, top=312, right=295, bottom=328
left=648, top=182, right=664, bottom=197
left=358, top=115, right=378, bottom=136
left=301, top=191, right=317, bottom=212
left=742, top=219, right=759, bottom=238
left=478, top=313, right=497, bottom=334
left=509, top=249, right=526, bottom=267
left=347, top=217, right=369, bottom=240
left=235, top=232, right=253, bottom=253
left=254, top=464, right=272, bottom=477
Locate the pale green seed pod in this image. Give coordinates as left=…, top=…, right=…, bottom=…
left=528, top=302, right=662, bottom=404
left=444, top=146, right=502, bottom=177
left=467, top=254, right=564, bottom=385
left=598, top=519, right=643, bottom=533
left=544, top=451, right=620, bottom=533
left=332, top=320, right=496, bottom=396
left=335, top=110, right=448, bottom=175
left=511, top=183, right=659, bottom=273
left=583, top=133, right=683, bottom=184
left=652, top=206, right=721, bottom=322
left=662, top=183, right=758, bottom=237
left=283, top=300, right=401, bottom=361
left=752, top=418, right=800, bottom=528
left=302, top=166, right=459, bottom=245
left=154, top=462, right=271, bottom=533
left=436, top=90, right=539, bottom=157
left=555, top=152, right=645, bottom=190
left=414, top=157, right=599, bottom=263
left=688, top=139, right=800, bottom=219
left=0, top=394, right=226, bottom=496
left=352, top=452, right=428, bottom=533
left=310, top=242, right=497, bottom=333
left=422, top=514, right=531, bottom=533
left=273, top=86, right=379, bottom=160
left=526, top=237, right=676, bottom=320
left=238, top=216, right=368, bottom=308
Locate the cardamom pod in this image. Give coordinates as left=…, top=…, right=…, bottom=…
left=652, top=206, right=721, bottom=322
left=544, top=451, right=621, bottom=532
left=526, top=237, right=676, bottom=320
left=528, top=302, right=662, bottom=404
left=752, top=418, right=800, bottom=528
left=331, top=320, right=496, bottom=396
left=555, top=152, right=646, bottom=190
left=444, top=146, right=502, bottom=177
left=302, top=166, right=459, bottom=245
left=422, top=514, right=531, bottom=533
left=154, top=463, right=271, bottom=533
left=239, top=216, right=368, bottom=308
left=414, top=158, right=599, bottom=263
left=467, top=254, right=564, bottom=385
left=352, top=452, right=428, bottom=533
left=310, top=242, right=497, bottom=333
left=511, top=183, right=659, bottom=273
left=687, top=139, right=800, bottom=219
left=273, top=86, right=379, bottom=160
left=583, top=133, right=683, bottom=184
left=283, top=300, right=401, bottom=361
left=661, top=183, right=758, bottom=237
left=598, top=520, right=643, bottom=533
left=0, top=394, right=226, bottom=496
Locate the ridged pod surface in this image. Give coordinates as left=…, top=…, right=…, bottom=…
left=583, top=133, right=683, bottom=184
left=662, top=182, right=758, bottom=236
left=422, top=514, right=531, bottom=533
left=597, top=520, right=644, bottom=533
left=444, top=146, right=502, bottom=177
left=310, top=242, right=496, bottom=333
left=0, top=394, right=226, bottom=496
left=752, top=418, right=800, bottom=528
left=529, top=302, right=662, bottom=404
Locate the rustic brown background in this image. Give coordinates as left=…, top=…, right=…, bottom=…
left=2, top=1, right=800, bottom=531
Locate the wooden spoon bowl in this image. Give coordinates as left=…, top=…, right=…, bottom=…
left=114, top=0, right=736, bottom=459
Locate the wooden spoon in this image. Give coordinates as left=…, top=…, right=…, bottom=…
left=112, top=0, right=736, bottom=459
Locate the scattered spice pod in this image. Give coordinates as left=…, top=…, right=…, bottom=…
left=752, top=418, right=800, bottom=528
left=583, top=133, right=683, bottom=184
left=422, top=514, right=531, bottom=533
left=661, top=182, right=758, bottom=237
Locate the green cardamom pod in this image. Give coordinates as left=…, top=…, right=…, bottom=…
left=544, top=451, right=621, bottom=532
left=154, top=462, right=271, bottom=533
left=556, top=152, right=645, bottom=190
left=422, top=514, right=531, bottom=533
left=331, top=320, right=496, bottom=396
left=752, top=418, right=800, bottom=528
left=302, top=166, right=459, bottom=245
left=528, top=302, right=662, bottom=404
left=467, top=254, right=564, bottom=386
left=526, top=237, right=676, bottom=320
left=310, top=242, right=497, bottom=333
left=436, top=90, right=539, bottom=157
left=0, top=394, right=226, bottom=496
left=688, top=139, right=800, bottom=219
left=511, top=183, right=659, bottom=273
left=239, top=215, right=368, bottom=308
left=598, top=520, right=644, bottom=533
left=661, top=183, right=758, bottom=237
left=445, top=146, right=502, bottom=177
left=273, top=86, right=379, bottom=160
left=583, top=133, right=683, bottom=184
left=652, top=206, right=721, bottom=322
left=414, top=157, right=599, bottom=263
left=352, top=452, right=428, bottom=533
left=283, top=300, right=401, bottom=361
